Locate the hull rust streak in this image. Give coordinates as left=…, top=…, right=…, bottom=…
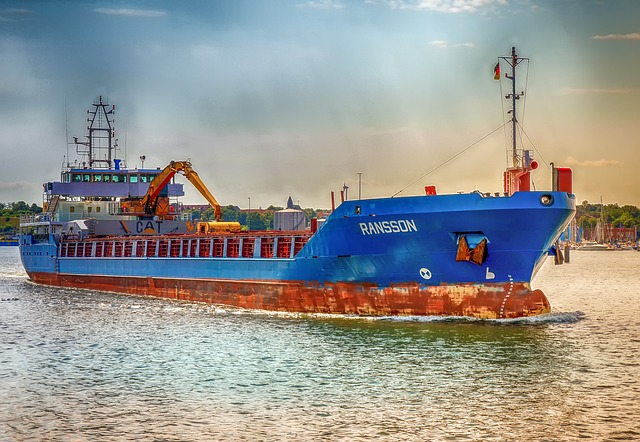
left=29, top=271, right=549, bottom=319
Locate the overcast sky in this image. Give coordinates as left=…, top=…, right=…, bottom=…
left=1, top=0, right=639, bottom=209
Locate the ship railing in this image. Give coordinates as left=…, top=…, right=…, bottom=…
left=505, top=148, right=535, bottom=169
left=19, top=212, right=56, bottom=225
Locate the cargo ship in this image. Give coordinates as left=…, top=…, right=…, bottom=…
left=19, top=48, right=575, bottom=318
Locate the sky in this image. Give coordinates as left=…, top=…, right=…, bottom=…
left=1, top=0, right=639, bottom=209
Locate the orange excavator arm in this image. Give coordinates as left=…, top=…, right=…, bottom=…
left=139, top=160, right=221, bottom=221
left=140, top=161, right=184, bottom=212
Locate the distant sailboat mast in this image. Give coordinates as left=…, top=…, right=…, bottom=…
left=599, top=196, right=606, bottom=243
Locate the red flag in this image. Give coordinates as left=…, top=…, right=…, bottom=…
left=493, top=62, right=500, bottom=80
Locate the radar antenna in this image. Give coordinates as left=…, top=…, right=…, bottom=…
left=73, top=95, right=117, bottom=169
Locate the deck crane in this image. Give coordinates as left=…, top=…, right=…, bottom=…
left=120, top=160, right=222, bottom=221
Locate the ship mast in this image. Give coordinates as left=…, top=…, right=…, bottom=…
left=504, top=46, right=526, bottom=167
left=500, top=47, right=535, bottom=195
left=73, top=96, right=117, bottom=169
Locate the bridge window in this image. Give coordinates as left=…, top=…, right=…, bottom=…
left=129, top=175, right=139, bottom=183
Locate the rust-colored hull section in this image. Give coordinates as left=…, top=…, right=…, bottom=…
left=28, top=272, right=550, bottom=319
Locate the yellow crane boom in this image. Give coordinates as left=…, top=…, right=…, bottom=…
left=177, top=163, right=222, bottom=222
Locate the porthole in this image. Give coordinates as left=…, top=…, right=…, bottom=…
left=540, top=194, right=554, bottom=206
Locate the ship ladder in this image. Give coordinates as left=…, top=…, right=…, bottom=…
left=46, top=195, right=61, bottom=215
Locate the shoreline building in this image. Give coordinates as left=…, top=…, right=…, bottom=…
left=274, top=196, right=306, bottom=231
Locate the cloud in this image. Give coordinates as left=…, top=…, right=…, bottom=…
left=561, top=88, right=632, bottom=95
left=592, top=33, right=640, bottom=40
left=0, top=8, right=31, bottom=14
left=303, top=0, right=345, bottom=9
left=0, top=8, right=32, bottom=21
left=0, top=180, right=32, bottom=192
left=565, top=157, right=623, bottom=168
left=384, top=0, right=508, bottom=13
left=429, top=40, right=476, bottom=49
left=93, top=8, right=167, bottom=18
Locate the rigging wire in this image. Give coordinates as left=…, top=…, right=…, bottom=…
left=391, top=121, right=510, bottom=197
left=521, top=59, right=530, bottom=127
left=498, top=66, right=509, bottom=151
left=64, top=96, right=70, bottom=173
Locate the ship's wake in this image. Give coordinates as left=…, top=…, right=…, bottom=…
left=372, top=310, right=586, bottom=325
left=214, top=306, right=586, bottom=325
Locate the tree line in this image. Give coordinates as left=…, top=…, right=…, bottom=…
left=0, top=201, right=43, bottom=235
left=189, top=205, right=327, bottom=230
left=577, top=201, right=640, bottom=230
left=0, top=200, right=328, bottom=234
left=3, top=199, right=640, bottom=235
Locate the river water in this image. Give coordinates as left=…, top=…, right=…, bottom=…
left=0, top=246, right=638, bottom=441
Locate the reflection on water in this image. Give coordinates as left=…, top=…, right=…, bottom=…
left=0, top=247, right=638, bottom=440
